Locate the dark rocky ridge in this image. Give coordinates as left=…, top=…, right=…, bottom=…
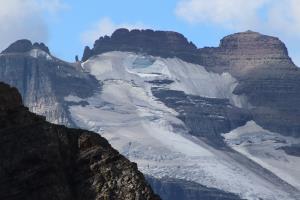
left=0, top=82, right=160, bottom=200
left=146, top=176, right=243, bottom=200
left=82, top=28, right=198, bottom=62
left=0, top=40, right=100, bottom=126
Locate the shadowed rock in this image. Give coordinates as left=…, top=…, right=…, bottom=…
left=0, top=82, right=160, bottom=200
left=0, top=40, right=100, bottom=126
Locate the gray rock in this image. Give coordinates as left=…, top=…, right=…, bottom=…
left=152, top=88, right=252, bottom=147
left=198, top=31, right=300, bottom=137
left=0, top=41, right=100, bottom=126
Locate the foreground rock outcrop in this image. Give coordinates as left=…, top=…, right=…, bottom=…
left=0, top=82, right=160, bottom=200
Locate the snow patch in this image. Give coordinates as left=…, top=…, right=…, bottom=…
left=29, top=49, right=52, bottom=60
left=223, top=121, right=300, bottom=191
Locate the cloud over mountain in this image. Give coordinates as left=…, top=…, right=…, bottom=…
left=175, top=0, right=300, bottom=36
left=0, top=0, right=66, bottom=51
left=81, top=17, right=148, bottom=46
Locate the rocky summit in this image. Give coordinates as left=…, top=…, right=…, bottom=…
left=198, top=30, right=295, bottom=76
left=2, top=39, right=50, bottom=54
left=198, top=31, right=300, bottom=137
left=82, top=28, right=198, bottom=62
left=0, top=82, right=160, bottom=200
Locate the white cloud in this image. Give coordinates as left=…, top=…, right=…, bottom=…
left=266, top=0, right=300, bottom=37
left=175, top=0, right=300, bottom=65
left=175, top=0, right=300, bottom=36
left=0, top=0, right=66, bottom=51
left=81, top=17, right=149, bottom=46
left=175, top=0, right=269, bottom=29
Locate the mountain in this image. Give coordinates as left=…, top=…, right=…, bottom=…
left=198, top=31, right=300, bottom=138
left=0, top=39, right=99, bottom=126
left=0, top=30, right=300, bottom=200
left=0, top=82, right=160, bottom=200
left=81, top=28, right=198, bottom=62
left=83, top=29, right=300, bottom=139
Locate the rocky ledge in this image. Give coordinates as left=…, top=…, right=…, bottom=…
left=82, top=28, right=198, bottom=62
left=0, top=82, right=160, bottom=200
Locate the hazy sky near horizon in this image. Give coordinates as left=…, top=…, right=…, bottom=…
left=1, top=0, right=300, bottom=65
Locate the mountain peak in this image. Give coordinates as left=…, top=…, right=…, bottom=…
left=219, top=30, right=289, bottom=57
left=82, top=28, right=197, bottom=61
left=2, top=39, right=50, bottom=54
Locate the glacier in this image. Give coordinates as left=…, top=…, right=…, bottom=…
left=64, top=51, right=300, bottom=200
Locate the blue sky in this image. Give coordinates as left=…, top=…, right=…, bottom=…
left=45, top=0, right=231, bottom=61
left=2, top=0, right=300, bottom=65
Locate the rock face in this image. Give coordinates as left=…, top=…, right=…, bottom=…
left=82, top=28, right=198, bottom=62
left=152, top=88, right=252, bottom=147
left=198, top=31, right=300, bottom=137
left=0, top=40, right=100, bottom=126
left=146, top=176, right=243, bottom=200
left=198, top=31, right=293, bottom=76
left=0, top=82, right=160, bottom=200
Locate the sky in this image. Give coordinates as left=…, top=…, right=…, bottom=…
left=1, top=0, right=300, bottom=65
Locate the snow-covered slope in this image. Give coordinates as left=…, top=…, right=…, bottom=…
left=64, top=52, right=300, bottom=200
left=81, top=52, right=247, bottom=107
left=223, top=121, right=300, bottom=190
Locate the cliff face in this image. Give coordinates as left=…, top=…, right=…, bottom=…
left=198, top=30, right=295, bottom=76
left=0, top=40, right=100, bottom=126
left=82, top=28, right=198, bottom=62
left=152, top=88, right=252, bottom=147
left=198, top=31, right=300, bottom=137
left=0, top=82, right=160, bottom=200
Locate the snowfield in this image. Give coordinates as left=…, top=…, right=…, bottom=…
left=223, top=121, right=300, bottom=191
left=65, top=52, right=300, bottom=200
